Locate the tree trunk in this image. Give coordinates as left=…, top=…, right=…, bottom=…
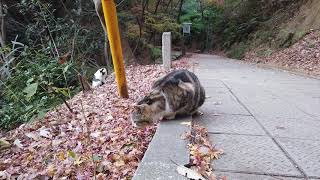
left=0, top=0, right=10, bottom=79
left=198, top=0, right=204, bottom=20
left=177, top=0, right=184, bottom=23
left=142, top=0, right=149, bottom=20
left=154, top=0, right=161, bottom=14
left=0, top=0, right=5, bottom=47
left=165, top=0, right=173, bottom=12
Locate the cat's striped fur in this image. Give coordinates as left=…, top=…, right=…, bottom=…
left=131, top=69, right=205, bottom=127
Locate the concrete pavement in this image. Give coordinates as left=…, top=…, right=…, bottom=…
left=193, top=54, right=320, bottom=180
left=133, top=116, right=191, bottom=180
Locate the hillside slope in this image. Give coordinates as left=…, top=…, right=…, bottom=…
left=239, top=0, right=320, bottom=77
left=244, top=30, right=320, bottom=76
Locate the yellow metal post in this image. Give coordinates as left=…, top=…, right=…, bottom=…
left=101, top=0, right=129, bottom=98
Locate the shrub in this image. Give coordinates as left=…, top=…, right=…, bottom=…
left=150, top=46, right=162, bottom=61
left=227, top=42, right=248, bottom=59
left=0, top=46, right=79, bottom=129
left=0, top=0, right=104, bottom=129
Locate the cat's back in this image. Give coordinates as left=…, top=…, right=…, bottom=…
left=152, top=69, right=205, bottom=113
left=152, top=69, right=197, bottom=88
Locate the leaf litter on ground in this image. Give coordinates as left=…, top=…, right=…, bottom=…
left=0, top=58, right=190, bottom=179
left=181, top=124, right=224, bottom=180
left=244, top=30, right=320, bottom=77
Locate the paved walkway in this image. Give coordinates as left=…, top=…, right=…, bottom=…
left=192, top=54, right=320, bottom=180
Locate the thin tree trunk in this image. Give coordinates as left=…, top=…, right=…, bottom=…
left=0, top=0, right=10, bottom=79
left=198, top=0, right=204, bottom=20
left=154, top=0, right=161, bottom=14
left=142, top=0, right=149, bottom=20
left=0, top=0, right=5, bottom=47
left=177, top=0, right=184, bottom=23
left=165, top=0, right=173, bottom=12
left=93, top=0, right=111, bottom=73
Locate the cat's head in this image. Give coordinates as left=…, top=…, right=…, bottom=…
left=131, top=89, right=166, bottom=127
left=94, top=68, right=107, bottom=80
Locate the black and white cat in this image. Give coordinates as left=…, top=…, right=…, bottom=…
left=92, top=68, right=108, bottom=88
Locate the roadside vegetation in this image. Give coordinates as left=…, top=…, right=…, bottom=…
left=1, top=0, right=318, bottom=131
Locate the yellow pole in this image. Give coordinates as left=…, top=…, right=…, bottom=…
left=101, top=0, right=129, bottom=98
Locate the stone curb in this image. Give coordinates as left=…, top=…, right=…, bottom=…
left=132, top=116, right=191, bottom=180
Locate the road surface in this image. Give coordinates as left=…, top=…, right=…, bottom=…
left=193, top=54, right=320, bottom=180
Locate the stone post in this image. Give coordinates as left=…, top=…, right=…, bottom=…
left=162, top=32, right=171, bottom=70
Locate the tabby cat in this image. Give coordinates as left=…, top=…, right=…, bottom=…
left=131, top=69, right=205, bottom=127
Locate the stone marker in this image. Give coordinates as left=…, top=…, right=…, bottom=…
left=162, top=32, right=172, bottom=71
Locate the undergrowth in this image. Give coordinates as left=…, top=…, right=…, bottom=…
left=0, top=1, right=104, bottom=129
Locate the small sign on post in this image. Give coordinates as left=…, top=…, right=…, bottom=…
left=182, top=22, right=192, bottom=35
left=182, top=23, right=191, bottom=56
left=162, top=32, right=171, bottom=71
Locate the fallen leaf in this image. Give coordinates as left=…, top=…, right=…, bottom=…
left=52, top=139, right=64, bottom=147
left=27, top=154, right=33, bottom=161
left=58, top=152, right=66, bottom=161
left=221, top=176, right=228, bottom=180
left=74, top=157, right=83, bottom=166
left=13, top=139, right=23, bottom=149
left=180, top=121, right=191, bottom=126
left=176, top=165, right=205, bottom=180
left=67, top=151, right=76, bottom=159
left=114, top=159, right=125, bottom=167
left=39, top=128, right=52, bottom=139
left=47, top=164, right=56, bottom=177
left=92, top=155, right=102, bottom=162
left=0, top=171, right=9, bottom=179
left=0, top=139, right=10, bottom=149
left=58, top=51, right=71, bottom=64
left=25, top=132, right=39, bottom=141
left=106, top=114, right=113, bottom=120
left=90, top=131, right=101, bottom=138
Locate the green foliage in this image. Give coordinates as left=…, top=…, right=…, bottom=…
left=226, top=42, right=248, bottom=59
left=180, top=0, right=224, bottom=50
left=150, top=46, right=162, bottom=61
left=1, top=47, right=79, bottom=129
left=180, top=11, right=205, bottom=36
left=216, top=14, right=259, bottom=49
left=256, top=48, right=273, bottom=57
left=0, top=0, right=104, bottom=129
left=145, top=13, right=182, bottom=43
left=23, top=82, right=39, bottom=100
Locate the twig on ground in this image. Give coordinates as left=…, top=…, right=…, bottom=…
left=80, top=99, right=96, bottom=180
